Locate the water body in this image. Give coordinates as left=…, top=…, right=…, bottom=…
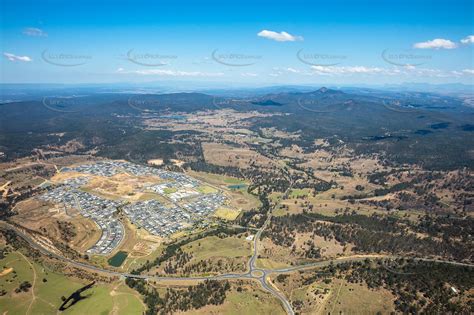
left=228, top=184, right=247, bottom=190
left=108, top=251, right=128, bottom=267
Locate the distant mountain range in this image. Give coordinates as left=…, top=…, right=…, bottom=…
left=2, top=82, right=473, bottom=104
left=1, top=86, right=473, bottom=169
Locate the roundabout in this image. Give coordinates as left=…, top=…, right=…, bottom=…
left=250, top=269, right=265, bottom=278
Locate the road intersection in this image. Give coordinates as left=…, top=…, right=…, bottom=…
left=2, top=165, right=473, bottom=315
left=3, top=220, right=474, bottom=315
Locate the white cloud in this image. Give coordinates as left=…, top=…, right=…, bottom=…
left=308, top=65, right=462, bottom=78
left=286, top=67, right=301, bottom=73
left=461, top=35, right=474, bottom=44
left=449, top=70, right=474, bottom=77
left=241, top=72, right=258, bottom=77
left=22, top=27, right=47, bottom=37
left=3, top=52, right=32, bottom=62
left=257, top=30, right=303, bottom=42
left=311, top=65, right=386, bottom=75
left=413, top=38, right=457, bottom=49
left=117, top=68, right=224, bottom=77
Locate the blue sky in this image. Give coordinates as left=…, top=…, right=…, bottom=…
left=1, top=0, right=473, bottom=85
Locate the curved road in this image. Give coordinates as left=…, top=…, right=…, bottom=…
left=4, top=160, right=471, bottom=314
left=2, top=207, right=473, bottom=315
left=246, top=169, right=295, bottom=314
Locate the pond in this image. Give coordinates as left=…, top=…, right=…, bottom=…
left=228, top=184, right=247, bottom=190
left=108, top=251, right=128, bottom=267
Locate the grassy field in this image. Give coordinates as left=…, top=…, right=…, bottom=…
left=123, top=244, right=165, bottom=272
left=285, top=277, right=396, bottom=315
left=223, top=177, right=245, bottom=185
left=182, top=236, right=252, bottom=261
left=273, top=204, right=289, bottom=217
left=62, top=284, right=143, bottom=315
left=136, top=191, right=169, bottom=203
left=269, top=192, right=283, bottom=203
left=255, top=258, right=290, bottom=269
left=321, top=279, right=395, bottom=314
left=221, top=289, right=285, bottom=315
left=289, top=188, right=310, bottom=198
left=275, top=194, right=393, bottom=218
left=0, top=249, right=144, bottom=315
left=213, top=207, right=241, bottom=220
left=163, top=187, right=178, bottom=194
left=187, top=170, right=248, bottom=186
left=183, top=287, right=286, bottom=315
left=80, top=186, right=123, bottom=201
left=196, top=185, right=218, bottom=194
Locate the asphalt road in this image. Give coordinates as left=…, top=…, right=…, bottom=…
left=4, top=160, right=471, bottom=314
left=246, top=171, right=295, bottom=315
left=2, top=194, right=473, bottom=315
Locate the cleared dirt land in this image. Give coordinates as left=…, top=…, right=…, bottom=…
left=202, top=142, right=276, bottom=169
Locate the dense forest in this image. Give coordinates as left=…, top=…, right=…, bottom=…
left=1, top=89, right=473, bottom=170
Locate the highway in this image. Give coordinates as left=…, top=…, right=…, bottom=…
left=2, top=186, right=474, bottom=315
left=246, top=169, right=295, bottom=315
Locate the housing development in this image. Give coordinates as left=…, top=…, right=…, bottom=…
left=39, top=184, right=124, bottom=254
left=2, top=1, right=474, bottom=314
left=38, top=160, right=229, bottom=255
